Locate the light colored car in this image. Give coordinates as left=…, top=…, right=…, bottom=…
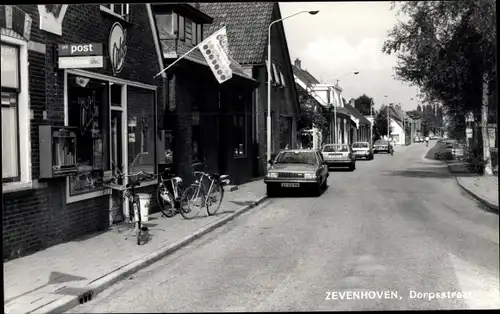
left=352, top=142, right=373, bottom=160
left=414, top=136, right=422, bottom=143
left=373, top=140, right=393, bottom=154
left=264, top=149, right=329, bottom=196
left=321, top=144, right=356, bottom=170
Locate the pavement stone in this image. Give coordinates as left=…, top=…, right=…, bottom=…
left=3, top=179, right=266, bottom=314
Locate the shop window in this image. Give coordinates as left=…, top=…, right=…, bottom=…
left=2, top=41, right=30, bottom=190
left=100, top=4, right=129, bottom=20
left=192, top=110, right=202, bottom=162
left=155, top=12, right=177, bottom=40
left=127, top=86, right=156, bottom=175
left=67, top=75, right=110, bottom=196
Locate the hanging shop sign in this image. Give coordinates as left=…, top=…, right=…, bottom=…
left=58, top=43, right=104, bottom=69
left=108, top=22, right=127, bottom=76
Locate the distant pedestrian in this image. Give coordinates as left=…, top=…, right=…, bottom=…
left=425, top=136, right=430, bottom=147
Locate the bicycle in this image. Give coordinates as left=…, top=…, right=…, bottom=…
left=156, top=168, right=184, bottom=218
left=180, top=170, right=231, bottom=219
left=104, top=169, right=156, bottom=245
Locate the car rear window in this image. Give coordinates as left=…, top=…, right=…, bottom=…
left=323, top=145, right=349, bottom=152
left=352, top=143, right=368, bottom=148
left=275, top=151, right=318, bottom=165
left=374, top=140, right=388, bottom=145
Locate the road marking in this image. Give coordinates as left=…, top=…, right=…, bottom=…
left=448, top=252, right=500, bottom=309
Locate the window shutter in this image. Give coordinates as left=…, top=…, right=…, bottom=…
left=178, top=15, right=185, bottom=40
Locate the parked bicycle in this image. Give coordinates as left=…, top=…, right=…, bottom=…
left=180, top=170, right=231, bottom=219
left=156, top=168, right=184, bottom=218
left=105, top=169, right=156, bottom=245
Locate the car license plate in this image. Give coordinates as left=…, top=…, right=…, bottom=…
left=281, top=183, right=299, bottom=188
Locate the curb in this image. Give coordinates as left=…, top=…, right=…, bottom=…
left=36, top=195, right=269, bottom=314
left=454, top=178, right=499, bottom=213
left=445, top=161, right=499, bottom=213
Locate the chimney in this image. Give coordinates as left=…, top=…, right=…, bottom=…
left=294, top=58, right=301, bottom=69
left=349, top=99, right=355, bottom=106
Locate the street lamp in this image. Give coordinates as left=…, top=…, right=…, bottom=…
left=335, top=71, right=359, bottom=86
left=267, top=10, right=319, bottom=163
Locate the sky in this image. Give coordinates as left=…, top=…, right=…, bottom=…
left=279, top=1, right=421, bottom=112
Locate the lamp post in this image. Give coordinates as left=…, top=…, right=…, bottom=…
left=267, top=10, right=319, bottom=163
left=370, top=98, right=374, bottom=148
left=335, top=71, right=359, bottom=86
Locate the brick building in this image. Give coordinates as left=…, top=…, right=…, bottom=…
left=151, top=3, right=258, bottom=185
left=200, top=2, right=301, bottom=177
left=1, top=4, right=166, bottom=260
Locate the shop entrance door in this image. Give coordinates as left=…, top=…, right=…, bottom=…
left=108, top=83, right=127, bottom=224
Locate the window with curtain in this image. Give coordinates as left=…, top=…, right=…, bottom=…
left=1, top=43, right=20, bottom=183
left=178, top=15, right=185, bottom=40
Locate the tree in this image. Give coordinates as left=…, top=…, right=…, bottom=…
left=296, top=86, right=329, bottom=147
left=354, top=94, right=374, bottom=116
left=373, top=105, right=393, bottom=140
left=382, top=0, right=496, bottom=175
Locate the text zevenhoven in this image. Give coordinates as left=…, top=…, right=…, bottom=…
left=326, top=291, right=401, bottom=300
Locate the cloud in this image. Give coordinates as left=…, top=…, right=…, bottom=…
left=302, top=36, right=393, bottom=73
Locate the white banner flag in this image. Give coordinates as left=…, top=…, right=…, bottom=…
left=198, top=27, right=233, bottom=84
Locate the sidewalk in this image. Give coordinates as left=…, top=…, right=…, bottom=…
left=446, top=161, right=498, bottom=212
left=4, top=180, right=267, bottom=314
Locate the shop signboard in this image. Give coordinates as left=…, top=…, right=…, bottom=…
left=58, top=43, right=104, bottom=69
left=466, top=128, right=473, bottom=138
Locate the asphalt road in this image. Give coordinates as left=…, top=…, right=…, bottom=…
left=68, top=141, right=499, bottom=312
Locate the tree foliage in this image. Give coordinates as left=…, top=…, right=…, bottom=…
left=353, top=94, right=374, bottom=116
left=373, top=105, right=393, bottom=140
left=296, top=87, right=328, bottom=133
left=382, top=0, right=496, bottom=119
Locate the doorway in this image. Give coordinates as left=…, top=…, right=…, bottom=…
left=108, top=82, right=127, bottom=224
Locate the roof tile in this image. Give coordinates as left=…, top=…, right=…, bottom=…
left=199, top=2, right=275, bottom=64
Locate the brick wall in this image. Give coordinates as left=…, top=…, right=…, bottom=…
left=2, top=4, right=165, bottom=261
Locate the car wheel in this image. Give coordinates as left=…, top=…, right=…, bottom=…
left=350, top=162, right=356, bottom=171
left=312, top=183, right=321, bottom=196
left=266, top=185, right=276, bottom=197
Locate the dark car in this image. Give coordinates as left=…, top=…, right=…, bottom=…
left=373, top=140, right=393, bottom=154
left=264, top=149, right=329, bottom=196
left=321, top=143, right=356, bottom=170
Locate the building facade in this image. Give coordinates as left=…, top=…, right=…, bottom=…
left=151, top=3, right=258, bottom=185
left=2, top=4, right=165, bottom=260
left=200, top=2, right=301, bottom=176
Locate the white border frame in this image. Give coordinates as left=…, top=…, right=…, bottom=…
left=2, top=35, right=32, bottom=193
left=64, top=69, right=158, bottom=204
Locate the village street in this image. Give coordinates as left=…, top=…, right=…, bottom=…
left=67, top=143, right=499, bottom=312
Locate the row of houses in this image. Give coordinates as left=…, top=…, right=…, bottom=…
left=1, top=3, right=304, bottom=260
left=291, top=58, right=372, bottom=148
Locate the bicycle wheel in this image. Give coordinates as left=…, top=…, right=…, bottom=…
left=206, top=182, right=224, bottom=216
left=156, top=183, right=176, bottom=218
left=179, top=185, right=202, bottom=219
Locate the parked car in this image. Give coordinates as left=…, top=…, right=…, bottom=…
left=321, top=143, right=356, bottom=170
left=352, top=142, right=374, bottom=160
left=414, top=136, right=422, bottom=143
left=264, top=149, right=329, bottom=196
left=373, top=140, right=393, bottom=154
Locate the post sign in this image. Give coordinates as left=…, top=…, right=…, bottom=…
left=58, top=43, right=104, bottom=69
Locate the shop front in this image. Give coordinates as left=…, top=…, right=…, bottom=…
left=62, top=70, right=159, bottom=222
